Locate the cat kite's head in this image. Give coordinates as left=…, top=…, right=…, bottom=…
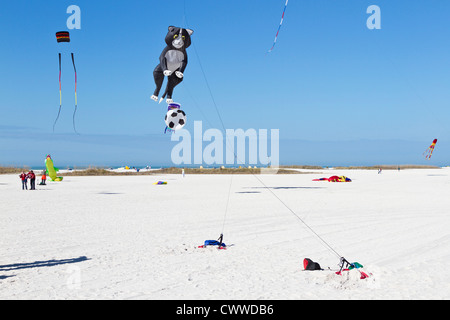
left=165, top=26, right=194, bottom=50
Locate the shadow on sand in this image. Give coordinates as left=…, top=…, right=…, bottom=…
left=246, top=186, right=324, bottom=190
left=0, top=256, right=90, bottom=272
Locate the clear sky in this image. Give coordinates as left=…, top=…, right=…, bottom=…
left=0, top=0, right=449, bottom=167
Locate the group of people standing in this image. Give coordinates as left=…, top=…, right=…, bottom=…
left=19, top=170, right=46, bottom=190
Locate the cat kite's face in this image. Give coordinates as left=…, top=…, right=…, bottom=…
left=165, top=26, right=194, bottom=49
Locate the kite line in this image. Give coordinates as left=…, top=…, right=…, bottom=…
left=183, top=1, right=345, bottom=261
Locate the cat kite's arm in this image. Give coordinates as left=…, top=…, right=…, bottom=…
left=175, top=51, right=188, bottom=78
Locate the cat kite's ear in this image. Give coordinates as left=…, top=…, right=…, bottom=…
left=186, top=29, right=194, bottom=36
left=168, top=26, right=176, bottom=32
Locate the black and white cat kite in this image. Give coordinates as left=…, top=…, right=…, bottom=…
left=151, top=26, right=194, bottom=104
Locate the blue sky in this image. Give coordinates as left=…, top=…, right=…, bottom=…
left=0, top=0, right=449, bottom=167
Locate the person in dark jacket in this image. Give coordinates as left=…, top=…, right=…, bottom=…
left=27, top=170, right=36, bottom=190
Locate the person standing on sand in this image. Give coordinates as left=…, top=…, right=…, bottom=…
left=19, top=171, right=27, bottom=190
left=27, top=170, right=36, bottom=190
left=40, top=170, right=47, bottom=185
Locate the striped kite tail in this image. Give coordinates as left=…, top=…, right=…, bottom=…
left=268, top=0, right=289, bottom=53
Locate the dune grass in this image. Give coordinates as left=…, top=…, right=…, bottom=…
left=0, top=166, right=30, bottom=174
left=332, top=165, right=440, bottom=170
left=60, top=167, right=304, bottom=175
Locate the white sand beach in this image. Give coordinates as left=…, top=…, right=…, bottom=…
left=1, top=168, right=450, bottom=299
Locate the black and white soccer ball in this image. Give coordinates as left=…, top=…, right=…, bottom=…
left=165, top=109, right=186, bottom=130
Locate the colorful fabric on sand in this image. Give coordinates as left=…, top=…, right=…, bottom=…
left=313, top=176, right=352, bottom=182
